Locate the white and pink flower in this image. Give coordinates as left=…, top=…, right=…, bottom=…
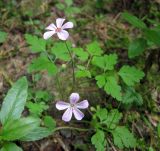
left=43, top=18, right=73, bottom=40
left=56, top=93, right=89, bottom=122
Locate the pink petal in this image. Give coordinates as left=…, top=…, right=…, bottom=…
left=57, top=30, right=69, bottom=40
left=62, top=107, right=73, bottom=122
left=73, top=108, right=84, bottom=120
left=45, top=23, right=56, bottom=30
left=56, top=101, right=70, bottom=110
left=43, top=31, right=55, bottom=40
left=62, top=22, right=74, bottom=29
left=70, top=93, right=80, bottom=104
left=76, top=100, right=89, bottom=109
left=56, top=18, right=65, bottom=28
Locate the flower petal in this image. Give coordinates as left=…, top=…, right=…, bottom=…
left=56, top=101, right=70, bottom=110
left=62, top=107, right=73, bottom=122
left=73, top=108, right=84, bottom=120
left=57, top=30, right=69, bottom=40
left=76, top=100, right=89, bottom=109
left=62, top=22, right=74, bottom=29
left=43, top=31, right=55, bottom=40
left=70, top=93, right=80, bottom=104
left=45, top=23, right=56, bottom=30
left=56, top=18, right=65, bottom=28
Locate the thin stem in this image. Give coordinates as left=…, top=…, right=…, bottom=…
left=65, top=41, right=76, bottom=90
left=44, top=50, right=64, bottom=99
left=54, top=126, right=89, bottom=132
left=108, top=101, right=122, bottom=129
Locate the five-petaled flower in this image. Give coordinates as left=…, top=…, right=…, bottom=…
left=43, top=18, right=73, bottom=40
left=56, top=93, right=89, bottom=122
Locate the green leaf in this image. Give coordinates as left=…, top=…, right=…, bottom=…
left=35, top=90, right=51, bottom=102
left=96, top=108, right=108, bottom=122
left=55, top=3, right=65, bottom=10
left=0, top=143, right=22, bottom=151
left=25, top=34, right=46, bottom=52
left=112, top=126, right=137, bottom=149
left=86, top=41, right=103, bottom=56
left=122, top=87, right=143, bottom=105
left=20, top=127, right=52, bottom=141
left=73, top=48, right=89, bottom=61
left=95, top=74, right=106, bottom=88
left=103, top=109, right=122, bottom=129
left=104, top=54, right=117, bottom=70
left=75, top=69, right=91, bottom=78
left=51, top=42, right=71, bottom=61
left=128, top=38, right=147, bottom=58
left=44, top=116, right=56, bottom=131
left=144, top=28, right=160, bottom=46
left=0, top=31, right=7, bottom=43
left=122, top=12, right=147, bottom=29
left=28, top=56, right=57, bottom=75
left=65, top=0, right=73, bottom=6
left=26, top=102, right=48, bottom=117
left=0, top=77, right=28, bottom=125
left=92, top=54, right=117, bottom=71
left=118, top=65, right=144, bottom=86
left=104, top=76, right=122, bottom=101
left=91, top=130, right=106, bottom=151
left=1, top=117, right=40, bottom=141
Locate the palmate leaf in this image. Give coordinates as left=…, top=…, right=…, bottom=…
left=122, top=86, right=143, bottom=105
left=112, top=126, right=137, bottom=149
left=25, top=34, right=46, bottom=53
left=91, top=130, right=106, bottom=151
left=92, top=54, right=117, bottom=71
left=118, top=65, right=144, bottom=86
left=122, top=12, right=147, bottom=29
left=1, top=117, right=40, bottom=141
left=73, top=48, right=89, bottom=61
left=28, top=56, right=57, bottom=75
left=86, top=41, right=103, bottom=56
left=0, top=143, right=22, bottom=151
left=104, top=76, right=122, bottom=101
left=0, top=77, right=28, bottom=125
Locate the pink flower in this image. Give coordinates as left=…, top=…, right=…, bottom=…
left=56, top=93, right=89, bottom=122
left=43, top=18, right=73, bottom=40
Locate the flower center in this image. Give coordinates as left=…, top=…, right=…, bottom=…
left=70, top=104, right=75, bottom=107
left=56, top=28, right=61, bottom=32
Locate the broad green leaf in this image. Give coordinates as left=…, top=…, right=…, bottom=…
left=128, top=38, right=147, bottom=58
left=1, top=117, right=40, bottom=141
left=65, top=0, right=73, bottom=6
left=112, top=126, right=137, bottom=149
left=0, top=143, right=22, bottom=151
left=95, top=74, right=106, bottom=88
left=44, top=116, right=56, bottom=131
left=92, top=54, right=117, bottom=70
left=102, top=109, right=122, bottom=129
left=25, top=34, right=46, bottom=52
left=56, top=3, right=65, bottom=10
left=28, top=56, right=57, bottom=75
left=73, top=48, right=89, bottom=61
left=20, top=127, right=52, bottom=141
left=91, top=130, right=106, bottom=151
left=0, top=31, right=7, bottom=43
left=104, top=76, right=122, bottom=101
left=0, top=77, right=28, bottom=125
left=144, top=29, right=160, bottom=46
left=118, top=65, right=144, bottom=86
left=86, top=41, right=103, bottom=56
left=51, top=42, right=71, bottom=61
left=122, top=12, right=147, bottom=29
left=122, top=87, right=143, bottom=105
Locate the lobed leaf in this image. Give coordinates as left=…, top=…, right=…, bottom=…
left=0, top=143, right=22, bottom=151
